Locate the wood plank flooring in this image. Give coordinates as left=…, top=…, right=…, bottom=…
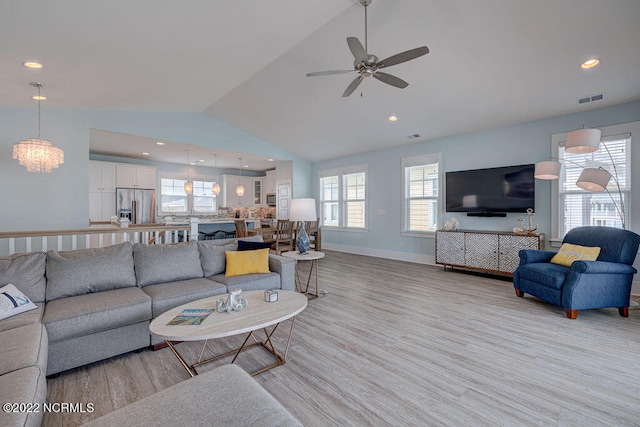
left=44, top=251, right=640, bottom=426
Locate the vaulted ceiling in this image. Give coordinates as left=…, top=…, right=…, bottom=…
left=2, top=0, right=639, bottom=165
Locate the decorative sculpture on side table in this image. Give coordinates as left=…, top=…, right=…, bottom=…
left=217, top=289, right=248, bottom=313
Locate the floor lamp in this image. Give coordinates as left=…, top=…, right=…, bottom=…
left=534, top=128, right=625, bottom=229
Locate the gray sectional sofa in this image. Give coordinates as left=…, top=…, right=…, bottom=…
left=0, top=236, right=296, bottom=427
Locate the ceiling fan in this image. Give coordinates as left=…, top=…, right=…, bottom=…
left=306, top=0, right=429, bottom=97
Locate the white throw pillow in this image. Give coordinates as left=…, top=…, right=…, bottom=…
left=0, top=283, right=38, bottom=321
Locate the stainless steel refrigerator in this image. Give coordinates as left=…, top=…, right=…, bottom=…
left=116, top=188, right=156, bottom=224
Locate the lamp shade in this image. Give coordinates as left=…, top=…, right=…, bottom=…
left=565, top=128, right=601, bottom=154
left=576, top=168, right=611, bottom=192
left=534, top=160, right=562, bottom=180
left=289, top=198, right=317, bottom=222
left=184, top=180, right=193, bottom=195
left=212, top=183, right=221, bottom=196
left=236, top=184, right=245, bottom=196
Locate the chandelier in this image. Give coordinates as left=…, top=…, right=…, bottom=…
left=13, top=82, right=64, bottom=173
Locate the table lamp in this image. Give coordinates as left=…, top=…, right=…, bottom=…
left=289, top=198, right=317, bottom=254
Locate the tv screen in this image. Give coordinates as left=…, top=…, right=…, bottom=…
left=445, top=164, right=535, bottom=214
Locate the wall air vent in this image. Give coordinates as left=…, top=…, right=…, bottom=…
left=406, top=134, right=421, bottom=139
left=577, top=94, right=604, bottom=105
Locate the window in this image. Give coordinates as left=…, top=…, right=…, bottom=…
left=551, top=122, right=636, bottom=240
left=402, top=153, right=441, bottom=233
left=159, top=176, right=218, bottom=214
left=319, top=165, right=366, bottom=229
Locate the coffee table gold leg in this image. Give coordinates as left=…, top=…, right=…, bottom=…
left=166, top=318, right=299, bottom=377
left=166, top=340, right=196, bottom=378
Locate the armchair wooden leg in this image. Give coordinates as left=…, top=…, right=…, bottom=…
left=565, top=308, right=579, bottom=319
left=514, top=289, right=524, bottom=297
left=619, top=307, right=629, bottom=317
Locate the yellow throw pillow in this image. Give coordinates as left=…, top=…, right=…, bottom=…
left=550, top=243, right=601, bottom=267
left=225, top=249, right=270, bottom=277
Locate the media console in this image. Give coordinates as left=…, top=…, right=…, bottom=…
left=435, top=230, right=543, bottom=276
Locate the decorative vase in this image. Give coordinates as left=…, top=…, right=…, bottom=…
left=296, top=221, right=310, bottom=254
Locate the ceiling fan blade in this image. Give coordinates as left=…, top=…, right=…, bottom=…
left=306, top=70, right=353, bottom=77
left=342, top=75, right=364, bottom=97
left=373, top=72, right=409, bottom=89
left=347, top=37, right=367, bottom=63
left=376, top=46, right=429, bottom=69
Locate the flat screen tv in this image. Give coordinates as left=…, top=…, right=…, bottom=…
left=445, top=164, right=535, bottom=215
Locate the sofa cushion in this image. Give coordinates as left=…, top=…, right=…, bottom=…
left=134, top=240, right=203, bottom=287
left=198, top=241, right=236, bottom=277
left=550, top=243, right=601, bottom=267
left=225, top=249, right=270, bottom=277
left=0, top=283, right=38, bottom=321
left=0, top=303, right=43, bottom=333
left=0, top=323, right=48, bottom=375
left=46, top=242, right=137, bottom=301
left=517, top=263, right=569, bottom=290
left=209, top=272, right=281, bottom=292
left=43, top=287, right=151, bottom=343
left=142, top=278, right=226, bottom=318
left=0, top=252, right=46, bottom=303
left=0, top=367, right=46, bottom=427
left=238, top=240, right=273, bottom=251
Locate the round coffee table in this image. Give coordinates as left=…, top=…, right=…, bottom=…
left=150, top=290, right=307, bottom=376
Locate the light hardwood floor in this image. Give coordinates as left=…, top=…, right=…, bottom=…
left=44, top=251, right=640, bottom=426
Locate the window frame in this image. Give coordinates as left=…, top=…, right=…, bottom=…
left=158, top=172, right=220, bottom=216
left=550, top=121, right=636, bottom=244
left=318, top=164, right=367, bottom=230
left=401, top=153, right=442, bottom=236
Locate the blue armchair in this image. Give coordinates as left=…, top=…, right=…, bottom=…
left=513, top=226, right=640, bottom=319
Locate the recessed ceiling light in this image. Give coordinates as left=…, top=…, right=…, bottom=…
left=581, top=58, right=600, bottom=69
left=243, top=165, right=249, bottom=168
left=31, top=95, right=46, bottom=101
left=141, top=152, right=150, bottom=156
left=268, top=158, right=274, bottom=162
left=388, top=115, right=398, bottom=122
left=155, top=141, right=165, bottom=145
left=190, top=162, right=196, bottom=166
left=23, top=61, right=43, bottom=69
left=198, top=159, right=205, bottom=163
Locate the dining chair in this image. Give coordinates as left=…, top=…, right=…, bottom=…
left=273, top=220, right=294, bottom=254
left=234, top=219, right=248, bottom=238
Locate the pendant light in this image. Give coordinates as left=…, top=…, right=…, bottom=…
left=184, top=150, right=193, bottom=195
left=13, top=82, right=64, bottom=173
left=211, top=154, right=221, bottom=196
left=236, top=157, right=245, bottom=197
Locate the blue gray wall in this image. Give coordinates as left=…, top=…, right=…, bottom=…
left=0, top=109, right=311, bottom=231
left=312, top=101, right=640, bottom=264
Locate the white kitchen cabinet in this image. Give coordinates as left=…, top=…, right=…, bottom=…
left=89, top=191, right=116, bottom=223
left=89, top=161, right=116, bottom=192
left=222, top=175, right=253, bottom=207
left=89, top=161, right=117, bottom=222
left=265, top=170, right=276, bottom=194
left=116, top=164, right=157, bottom=189
left=253, top=178, right=264, bottom=206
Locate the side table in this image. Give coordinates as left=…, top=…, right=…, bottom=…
left=281, top=250, right=325, bottom=299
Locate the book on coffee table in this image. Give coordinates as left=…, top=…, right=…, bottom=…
left=167, top=308, right=214, bottom=326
